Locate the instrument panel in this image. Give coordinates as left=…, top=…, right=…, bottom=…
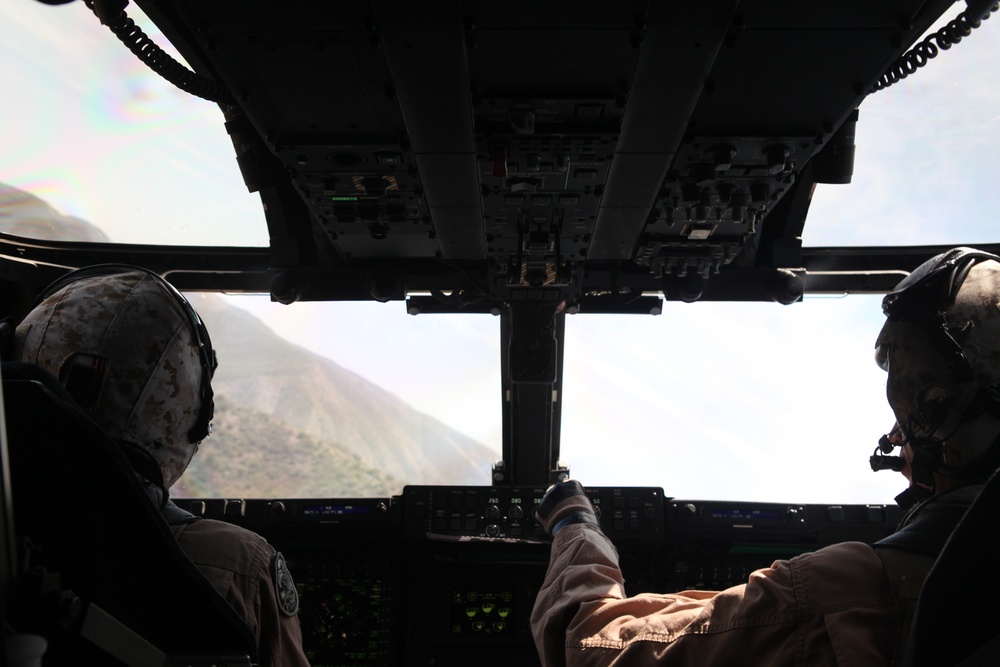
left=172, top=487, right=902, bottom=666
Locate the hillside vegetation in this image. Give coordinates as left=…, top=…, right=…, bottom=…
left=176, top=294, right=497, bottom=497
left=174, top=395, right=403, bottom=498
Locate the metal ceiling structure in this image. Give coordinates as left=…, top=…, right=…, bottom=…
left=1, top=0, right=997, bottom=484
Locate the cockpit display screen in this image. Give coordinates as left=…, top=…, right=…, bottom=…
left=709, top=508, right=781, bottom=522
left=303, top=504, right=373, bottom=517
left=450, top=589, right=515, bottom=638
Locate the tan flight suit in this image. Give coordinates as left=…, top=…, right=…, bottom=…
left=531, top=485, right=981, bottom=667
left=173, top=519, right=310, bottom=667
left=531, top=527, right=900, bottom=667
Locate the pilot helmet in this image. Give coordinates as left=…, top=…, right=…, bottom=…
left=875, top=247, right=1000, bottom=481
left=15, top=266, right=216, bottom=488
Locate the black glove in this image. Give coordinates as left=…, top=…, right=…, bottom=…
left=534, top=480, right=599, bottom=536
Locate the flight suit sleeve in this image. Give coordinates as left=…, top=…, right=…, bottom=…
left=530, top=522, right=627, bottom=667
left=256, top=550, right=311, bottom=667
left=530, top=524, right=899, bottom=667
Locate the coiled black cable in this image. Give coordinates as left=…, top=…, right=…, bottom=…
left=84, top=0, right=234, bottom=105
left=870, top=3, right=999, bottom=94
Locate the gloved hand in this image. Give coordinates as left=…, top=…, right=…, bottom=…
left=534, top=480, right=599, bottom=537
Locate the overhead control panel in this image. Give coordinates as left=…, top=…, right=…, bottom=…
left=133, top=0, right=959, bottom=304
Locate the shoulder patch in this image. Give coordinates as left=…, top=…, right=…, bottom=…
left=272, top=551, right=300, bottom=616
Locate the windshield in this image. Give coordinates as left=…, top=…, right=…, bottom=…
left=173, top=295, right=502, bottom=498
left=806, top=21, right=1000, bottom=249
left=2, top=3, right=997, bottom=504
left=0, top=2, right=266, bottom=246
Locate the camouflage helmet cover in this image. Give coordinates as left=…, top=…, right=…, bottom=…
left=875, top=248, right=1000, bottom=467
left=15, top=268, right=214, bottom=487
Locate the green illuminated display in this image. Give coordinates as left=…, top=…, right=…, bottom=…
left=451, top=590, right=514, bottom=636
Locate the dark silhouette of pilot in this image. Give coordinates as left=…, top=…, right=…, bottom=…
left=532, top=247, right=1000, bottom=666
left=15, top=266, right=310, bottom=667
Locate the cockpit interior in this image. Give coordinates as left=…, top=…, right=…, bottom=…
left=2, top=1, right=999, bottom=665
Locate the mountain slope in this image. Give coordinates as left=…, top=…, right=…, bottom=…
left=0, top=183, right=109, bottom=242
left=176, top=395, right=404, bottom=497
left=189, top=293, right=498, bottom=487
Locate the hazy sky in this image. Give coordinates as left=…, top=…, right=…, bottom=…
left=2, top=2, right=998, bottom=503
